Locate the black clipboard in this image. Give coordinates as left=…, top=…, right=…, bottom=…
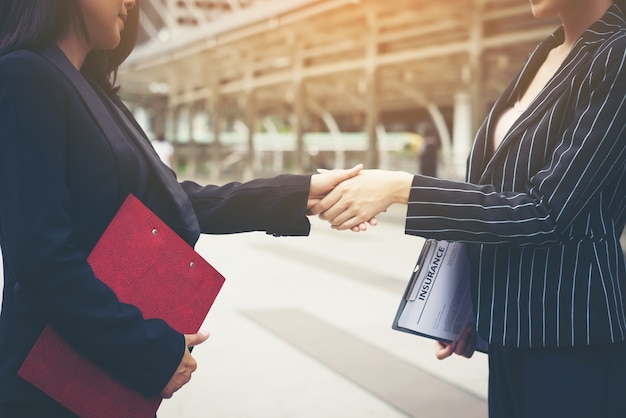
left=392, top=239, right=488, bottom=353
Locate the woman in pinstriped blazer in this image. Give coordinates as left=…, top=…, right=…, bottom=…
left=310, top=1, right=626, bottom=417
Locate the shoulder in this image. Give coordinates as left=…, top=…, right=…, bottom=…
left=591, top=31, right=626, bottom=81
left=590, top=8, right=626, bottom=56
left=0, top=50, right=70, bottom=103
left=599, top=26, right=626, bottom=50
left=580, top=23, right=626, bottom=85
left=0, top=49, right=70, bottom=93
left=0, top=49, right=55, bottom=77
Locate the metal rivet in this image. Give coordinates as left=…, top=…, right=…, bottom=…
left=152, top=229, right=158, bottom=235
left=189, top=261, right=195, bottom=268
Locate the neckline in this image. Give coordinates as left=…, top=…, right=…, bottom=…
left=512, top=98, right=527, bottom=112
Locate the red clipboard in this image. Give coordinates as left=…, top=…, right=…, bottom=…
left=18, top=194, right=225, bottom=418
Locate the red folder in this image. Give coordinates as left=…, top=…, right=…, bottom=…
left=18, top=194, right=226, bottom=418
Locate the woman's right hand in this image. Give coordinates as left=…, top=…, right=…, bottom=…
left=160, top=332, right=210, bottom=398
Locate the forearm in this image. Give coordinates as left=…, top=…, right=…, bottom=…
left=182, top=174, right=311, bottom=236
left=404, top=175, right=558, bottom=245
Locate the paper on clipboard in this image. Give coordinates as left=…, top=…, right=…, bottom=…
left=393, top=239, right=487, bottom=353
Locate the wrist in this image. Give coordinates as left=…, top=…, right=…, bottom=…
left=392, top=171, right=413, bottom=205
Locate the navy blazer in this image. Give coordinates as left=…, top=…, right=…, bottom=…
left=0, top=49, right=311, bottom=403
left=405, top=4, right=626, bottom=348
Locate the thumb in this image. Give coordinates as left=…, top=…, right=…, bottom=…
left=346, top=163, right=363, bottom=176
left=331, top=164, right=363, bottom=184
left=185, top=331, right=210, bottom=347
left=316, top=164, right=362, bottom=175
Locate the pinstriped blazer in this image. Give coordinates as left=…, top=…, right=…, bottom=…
left=405, top=4, right=626, bottom=348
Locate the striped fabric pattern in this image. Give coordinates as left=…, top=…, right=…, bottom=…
left=404, top=4, right=626, bottom=348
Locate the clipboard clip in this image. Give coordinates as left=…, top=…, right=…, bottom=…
left=405, top=239, right=433, bottom=301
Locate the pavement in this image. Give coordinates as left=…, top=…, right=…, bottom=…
left=0, top=204, right=489, bottom=418
left=156, top=205, right=489, bottom=418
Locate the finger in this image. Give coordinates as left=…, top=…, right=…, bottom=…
left=453, top=331, right=470, bottom=356
left=316, top=163, right=363, bottom=175
left=328, top=164, right=363, bottom=187
left=331, top=214, right=369, bottom=231
left=318, top=202, right=348, bottom=222
left=454, top=327, right=476, bottom=358
left=347, top=163, right=363, bottom=176
left=309, top=189, right=342, bottom=217
left=458, top=343, right=475, bottom=358
left=185, top=331, right=210, bottom=347
left=306, top=198, right=321, bottom=212
left=316, top=168, right=342, bottom=174
left=349, top=222, right=368, bottom=232
left=322, top=201, right=361, bottom=226
left=326, top=205, right=380, bottom=229
left=435, top=341, right=455, bottom=360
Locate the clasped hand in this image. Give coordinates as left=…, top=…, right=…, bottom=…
left=160, top=332, right=209, bottom=399
left=308, top=167, right=413, bottom=231
left=435, top=326, right=477, bottom=360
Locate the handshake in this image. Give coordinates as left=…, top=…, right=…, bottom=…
left=307, top=164, right=414, bottom=231
left=308, top=165, right=478, bottom=361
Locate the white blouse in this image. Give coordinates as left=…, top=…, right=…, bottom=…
left=492, top=100, right=527, bottom=151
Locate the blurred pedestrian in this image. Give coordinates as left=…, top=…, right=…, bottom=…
left=418, top=125, right=440, bottom=177
left=151, top=134, right=175, bottom=169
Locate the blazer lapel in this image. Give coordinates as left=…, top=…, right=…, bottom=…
left=37, top=45, right=139, bottom=202
left=475, top=33, right=594, bottom=184
left=492, top=41, right=591, bottom=156
left=475, top=3, right=625, bottom=185
left=468, top=38, right=553, bottom=183
left=504, top=2, right=626, bottom=150
left=38, top=45, right=201, bottom=245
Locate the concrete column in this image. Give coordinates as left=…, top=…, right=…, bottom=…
left=208, top=87, right=222, bottom=181
left=364, top=7, right=380, bottom=168
left=452, top=91, right=473, bottom=180
left=263, top=118, right=284, bottom=173
left=292, top=82, right=305, bottom=174
left=291, top=38, right=305, bottom=175
left=167, top=105, right=179, bottom=169
left=364, top=71, right=380, bottom=169
left=321, top=111, right=345, bottom=170
left=243, top=90, right=256, bottom=181
left=468, top=0, right=486, bottom=136
left=190, top=104, right=200, bottom=176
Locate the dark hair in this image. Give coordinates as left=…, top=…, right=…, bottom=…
left=0, top=0, right=140, bottom=93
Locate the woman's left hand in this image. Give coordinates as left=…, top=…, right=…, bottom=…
left=435, top=326, right=477, bottom=360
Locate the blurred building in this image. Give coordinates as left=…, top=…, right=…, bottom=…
left=119, top=0, right=559, bottom=179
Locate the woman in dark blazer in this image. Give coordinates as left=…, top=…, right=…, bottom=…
left=0, top=1, right=362, bottom=416
left=310, top=1, right=626, bottom=417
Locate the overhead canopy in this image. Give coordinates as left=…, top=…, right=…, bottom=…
left=122, top=0, right=558, bottom=123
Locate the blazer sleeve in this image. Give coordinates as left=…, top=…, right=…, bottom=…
left=405, top=33, right=626, bottom=245
left=0, top=55, right=184, bottom=396
left=181, top=174, right=312, bottom=236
